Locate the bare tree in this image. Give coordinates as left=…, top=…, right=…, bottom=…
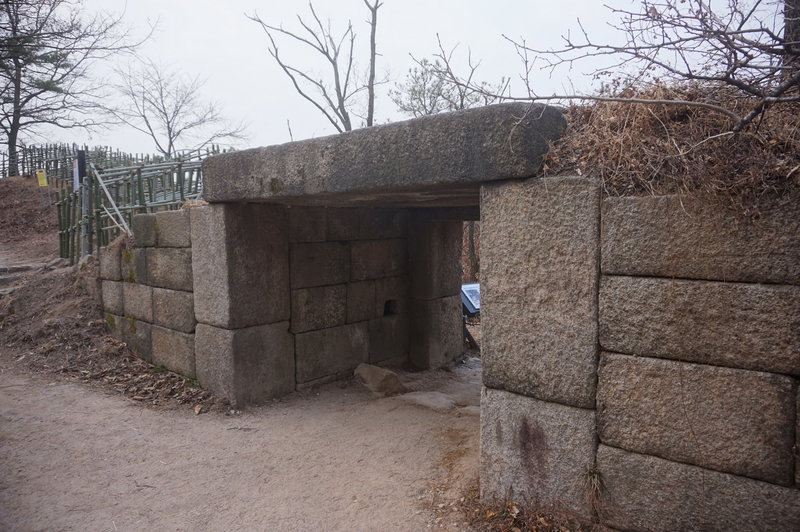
left=786, top=0, right=800, bottom=75
left=434, top=1, right=799, bottom=133
left=390, top=49, right=506, bottom=283
left=391, top=51, right=508, bottom=117
left=108, top=59, right=246, bottom=158
left=247, top=1, right=383, bottom=134
left=0, top=0, right=145, bottom=176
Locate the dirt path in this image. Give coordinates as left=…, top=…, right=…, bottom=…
left=0, top=360, right=481, bottom=531
left=0, top=183, right=483, bottom=532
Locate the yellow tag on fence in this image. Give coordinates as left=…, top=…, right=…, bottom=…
left=36, top=169, right=48, bottom=187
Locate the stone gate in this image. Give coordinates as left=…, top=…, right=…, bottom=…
left=98, top=102, right=800, bottom=530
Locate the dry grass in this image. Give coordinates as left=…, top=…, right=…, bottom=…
left=458, top=481, right=600, bottom=532
left=543, top=83, right=800, bottom=214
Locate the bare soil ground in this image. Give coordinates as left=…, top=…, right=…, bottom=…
left=0, top=359, right=481, bottom=531
left=0, top=175, right=486, bottom=531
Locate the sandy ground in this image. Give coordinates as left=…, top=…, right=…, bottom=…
left=0, top=186, right=484, bottom=532
left=0, top=359, right=481, bottom=532
left=0, top=239, right=483, bottom=531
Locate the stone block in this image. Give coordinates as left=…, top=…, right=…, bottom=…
left=295, top=323, right=368, bottom=383
left=120, top=247, right=147, bottom=284
left=101, top=280, right=123, bottom=315
left=597, top=444, right=800, bottom=532
left=155, top=209, right=191, bottom=248
left=601, top=193, right=800, bottom=284
left=354, top=364, right=407, bottom=395
left=146, top=248, right=193, bottom=291
left=374, top=276, right=408, bottom=317
left=481, top=177, right=601, bottom=409
left=122, top=282, right=153, bottom=322
left=597, top=353, right=795, bottom=485
left=358, top=209, right=406, bottom=240
left=202, top=103, right=566, bottom=203
left=327, top=208, right=360, bottom=241
left=132, top=213, right=157, bottom=247
left=409, top=295, right=463, bottom=370
left=121, top=317, right=152, bottom=362
left=195, top=322, right=295, bottom=406
left=599, top=276, right=800, bottom=375
left=191, top=203, right=290, bottom=329
left=289, top=206, right=327, bottom=243
left=151, top=326, right=195, bottom=378
left=409, top=220, right=462, bottom=299
left=152, top=288, right=195, bottom=333
left=104, top=312, right=122, bottom=339
left=480, top=388, right=596, bottom=519
left=350, top=239, right=406, bottom=281
left=290, top=241, right=349, bottom=289
left=290, top=284, right=346, bottom=333
left=99, top=244, right=121, bottom=281
left=346, top=281, right=376, bottom=323
left=368, top=315, right=409, bottom=363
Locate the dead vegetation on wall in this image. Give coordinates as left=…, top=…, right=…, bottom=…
left=543, top=84, right=800, bottom=213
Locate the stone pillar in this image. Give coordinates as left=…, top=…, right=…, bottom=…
left=407, top=219, right=463, bottom=369
left=479, top=176, right=601, bottom=516
left=190, top=203, right=294, bottom=406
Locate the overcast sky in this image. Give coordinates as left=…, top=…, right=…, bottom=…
left=62, top=0, right=631, bottom=154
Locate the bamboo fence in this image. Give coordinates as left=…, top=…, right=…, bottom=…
left=56, top=149, right=218, bottom=263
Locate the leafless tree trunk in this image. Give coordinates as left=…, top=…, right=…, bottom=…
left=786, top=0, right=800, bottom=77
left=0, top=0, right=147, bottom=176
left=364, top=0, right=381, bottom=126
left=248, top=1, right=383, bottom=134
left=464, top=220, right=479, bottom=283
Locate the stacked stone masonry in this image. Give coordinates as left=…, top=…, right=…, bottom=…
left=99, top=209, right=197, bottom=379
left=480, top=178, right=800, bottom=530
left=99, top=204, right=464, bottom=408
left=94, top=105, right=800, bottom=530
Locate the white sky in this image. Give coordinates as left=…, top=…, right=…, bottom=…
left=55, top=0, right=632, bottom=154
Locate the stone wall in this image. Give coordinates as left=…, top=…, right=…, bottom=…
left=99, top=209, right=196, bottom=378
left=99, top=204, right=464, bottom=406
left=480, top=176, right=800, bottom=529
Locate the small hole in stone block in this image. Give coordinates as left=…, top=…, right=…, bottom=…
left=383, top=299, right=398, bottom=316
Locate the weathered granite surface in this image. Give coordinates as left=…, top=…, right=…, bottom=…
left=597, top=353, right=795, bottom=485
left=155, top=209, right=191, bottom=248
left=195, top=322, right=294, bottom=406
left=599, top=275, right=800, bottom=375
left=295, top=323, right=369, bottom=383
left=598, top=445, right=800, bottom=531
left=151, top=326, right=195, bottom=378
left=191, top=204, right=290, bottom=329
left=152, top=287, right=195, bottom=333
left=202, top=103, right=566, bottom=205
left=481, top=176, right=600, bottom=408
left=131, top=214, right=157, bottom=247
left=481, top=388, right=596, bottom=519
left=601, top=193, right=800, bottom=284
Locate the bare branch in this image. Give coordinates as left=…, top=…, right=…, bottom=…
left=107, top=59, right=247, bottom=157
left=435, top=1, right=798, bottom=134
left=1, top=0, right=151, bottom=175
left=247, top=1, right=382, bottom=133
